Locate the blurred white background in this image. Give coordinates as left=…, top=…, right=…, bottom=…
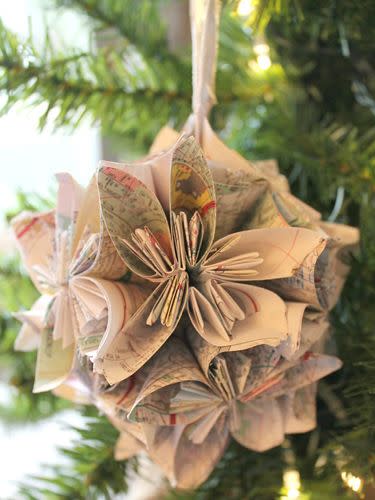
left=0, top=1, right=99, bottom=497
left=0, top=0, right=100, bottom=227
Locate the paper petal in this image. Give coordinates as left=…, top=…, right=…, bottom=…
left=115, top=430, right=145, bottom=460
left=70, top=277, right=145, bottom=358
left=240, top=344, right=281, bottom=398
left=243, top=189, right=320, bottom=231
left=53, top=383, right=91, bottom=405
left=265, top=222, right=358, bottom=312
left=143, top=424, right=184, bottom=486
left=315, top=221, right=359, bottom=310
left=33, top=328, right=75, bottom=393
left=193, top=282, right=289, bottom=349
left=265, top=353, right=342, bottom=398
left=11, top=210, right=55, bottom=294
left=150, top=126, right=180, bottom=155
left=290, top=314, right=329, bottom=361
left=170, top=136, right=216, bottom=264
left=262, top=237, right=327, bottom=309
left=278, top=302, right=308, bottom=360
left=205, top=227, right=326, bottom=281
left=187, top=286, right=229, bottom=343
left=188, top=328, right=280, bottom=388
left=13, top=294, right=52, bottom=351
left=96, top=374, right=147, bottom=425
left=128, top=337, right=208, bottom=425
left=253, top=159, right=290, bottom=193
left=173, top=413, right=229, bottom=489
left=231, top=399, right=285, bottom=452
left=281, top=384, right=317, bottom=434
left=71, top=175, right=100, bottom=253
left=97, top=164, right=172, bottom=279
left=98, top=281, right=187, bottom=383
left=190, top=116, right=253, bottom=174
left=71, top=174, right=127, bottom=280
left=144, top=414, right=229, bottom=489
left=14, top=322, right=41, bottom=352
left=243, top=190, right=290, bottom=230
left=55, top=173, right=84, bottom=256
left=212, top=166, right=268, bottom=240
left=52, top=290, right=75, bottom=348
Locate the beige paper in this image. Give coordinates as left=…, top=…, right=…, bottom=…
left=12, top=171, right=134, bottom=393
left=13, top=295, right=52, bottom=351
left=98, top=134, right=327, bottom=381
left=33, top=328, right=75, bottom=393
left=126, top=335, right=341, bottom=466
left=11, top=210, right=56, bottom=294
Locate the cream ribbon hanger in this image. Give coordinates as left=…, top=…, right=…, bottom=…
left=190, top=0, right=221, bottom=143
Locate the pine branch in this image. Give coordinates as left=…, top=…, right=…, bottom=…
left=0, top=18, right=189, bottom=139
left=53, top=0, right=169, bottom=59
left=224, top=94, right=375, bottom=211
left=0, top=17, right=281, bottom=143
left=17, top=409, right=131, bottom=500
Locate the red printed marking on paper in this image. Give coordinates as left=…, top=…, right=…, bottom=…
left=235, top=288, right=259, bottom=313
left=201, top=200, right=216, bottom=216
left=241, top=373, right=284, bottom=402
left=103, top=167, right=142, bottom=191
left=116, top=375, right=135, bottom=405
left=303, top=351, right=315, bottom=361
left=240, top=291, right=259, bottom=313
left=16, top=217, right=38, bottom=239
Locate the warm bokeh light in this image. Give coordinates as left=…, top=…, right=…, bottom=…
left=341, top=472, right=363, bottom=493
left=253, top=41, right=272, bottom=70
left=253, top=42, right=269, bottom=56
left=283, top=470, right=301, bottom=499
left=237, top=0, right=255, bottom=17
left=256, top=53, right=271, bottom=70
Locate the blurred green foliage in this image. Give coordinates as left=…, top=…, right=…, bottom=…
left=18, top=411, right=132, bottom=499
left=0, top=0, right=374, bottom=498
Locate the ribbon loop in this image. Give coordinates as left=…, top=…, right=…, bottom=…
left=190, top=0, right=221, bottom=142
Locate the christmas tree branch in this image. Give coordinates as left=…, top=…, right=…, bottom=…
left=0, top=18, right=189, bottom=137
left=53, top=0, right=171, bottom=60
left=0, top=17, right=281, bottom=141
left=17, top=409, right=131, bottom=499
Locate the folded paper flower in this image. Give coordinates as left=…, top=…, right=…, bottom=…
left=97, top=135, right=327, bottom=383
left=9, top=115, right=358, bottom=490
left=151, top=117, right=360, bottom=311
left=94, top=312, right=340, bottom=489
left=11, top=173, right=146, bottom=392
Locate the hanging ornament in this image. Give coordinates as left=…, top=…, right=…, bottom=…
left=11, top=0, right=359, bottom=490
